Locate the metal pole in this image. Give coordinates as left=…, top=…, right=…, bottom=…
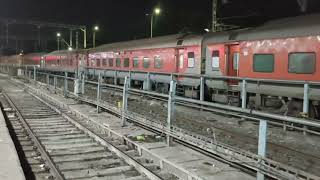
left=53, top=75, right=57, bottom=93
left=46, top=73, right=49, bottom=85
left=212, top=0, right=218, bottom=32
left=114, top=71, right=118, bottom=85
left=200, top=76, right=205, bottom=101
left=6, top=23, right=8, bottom=44
left=257, top=120, right=267, bottom=180
left=242, top=79, right=247, bottom=109
left=93, top=31, right=96, bottom=48
left=146, top=72, right=151, bottom=90
left=33, top=66, right=36, bottom=81
left=122, top=76, right=129, bottom=126
left=57, top=37, right=60, bottom=51
left=150, top=14, right=154, bottom=38
left=76, top=31, right=79, bottom=49
left=97, top=73, right=101, bottom=113
left=69, top=29, right=73, bottom=47
left=64, top=72, right=68, bottom=97
left=81, top=72, right=85, bottom=94
left=128, top=71, right=132, bottom=88
left=167, top=80, right=176, bottom=146
left=303, top=83, right=309, bottom=135
left=38, top=26, right=41, bottom=49
left=84, top=28, right=87, bottom=49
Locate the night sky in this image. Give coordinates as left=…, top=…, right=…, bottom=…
left=1, top=0, right=320, bottom=53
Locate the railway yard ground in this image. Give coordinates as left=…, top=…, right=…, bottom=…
left=0, top=73, right=256, bottom=180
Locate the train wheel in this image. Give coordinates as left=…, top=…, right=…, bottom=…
left=287, top=100, right=316, bottom=119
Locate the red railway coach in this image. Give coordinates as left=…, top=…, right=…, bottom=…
left=88, top=34, right=203, bottom=94
left=203, top=14, right=320, bottom=118
left=43, top=50, right=80, bottom=72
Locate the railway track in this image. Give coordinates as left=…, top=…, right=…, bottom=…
left=6, top=74, right=320, bottom=179
left=0, top=88, right=176, bottom=180
left=79, top=82, right=320, bottom=178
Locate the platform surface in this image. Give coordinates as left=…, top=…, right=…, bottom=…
left=0, top=107, right=25, bottom=180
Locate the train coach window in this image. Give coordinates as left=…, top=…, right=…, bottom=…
left=96, top=59, right=101, bottom=67
left=212, top=50, right=220, bottom=69
left=108, top=58, right=114, bottom=67
left=133, top=57, right=139, bottom=68
left=143, top=57, right=150, bottom=68
left=116, top=58, right=121, bottom=67
left=154, top=56, right=162, bottom=69
left=253, top=54, right=274, bottom=73
left=233, top=53, right=239, bottom=70
left=124, top=58, right=130, bottom=67
left=188, top=52, right=195, bottom=68
left=288, top=52, right=316, bottom=74
left=102, top=59, right=107, bottom=66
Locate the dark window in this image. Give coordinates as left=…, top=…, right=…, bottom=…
left=102, top=59, right=107, bottom=66
left=108, top=58, right=113, bottom=67
left=188, top=52, right=195, bottom=68
left=253, top=54, right=274, bottom=73
left=177, top=40, right=183, bottom=45
left=116, top=58, right=121, bottom=67
left=124, top=58, right=130, bottom=67
left=154, top=56, right=162, bottom=69
left=143, top=57, right=150, bottom=68
left=212, top=50, right=219, bottom=57
left=96, top=59, right=101, bottom=67
left=288, top=52, right=316, bottom=74
left=133, top=57, right=139, bottom=68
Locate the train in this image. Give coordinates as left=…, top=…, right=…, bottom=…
left=1, top=14, right=320, bottom=119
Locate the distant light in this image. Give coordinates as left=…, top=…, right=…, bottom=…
left=56, top=33, right=61, bottom=37
left=19, top=53, right=23, bottom=56
left=204, top=29, right=210, bottom=32
left=154, top=8, right=161, bottom=15
left=94, top=26, right=99, bottom=31
left=68, top=47, right=73, bottom=51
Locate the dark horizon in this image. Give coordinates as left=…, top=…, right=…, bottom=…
left=1, top=0, right=320, bottom=54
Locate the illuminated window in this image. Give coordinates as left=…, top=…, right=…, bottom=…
left=233, top=53, right=239, bottom=70
left=288, top=52, right=315, bottom=74
left=143, top=57, right=150, bottom=68
left=179, top=54, right=184, bottom=69
left=187, top=52, right=195, bottom=68
left=212, top=50, right=220, bottom=69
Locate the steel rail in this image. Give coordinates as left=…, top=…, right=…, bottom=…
left=82, top=79, right=320, bottom=129
left=23, top=81, right=320, bottom=180
left=27, top=90, right=164, bottom=180
left=2, top=93, right=65, bottom=180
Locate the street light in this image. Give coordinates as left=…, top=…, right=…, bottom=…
left=56, top=32, right=73, bottom=51
left=56, top=33, right=61, bottom=51
left=93, top=25, right=99, bottom=48
left=150, top=8, right=161, bottom=38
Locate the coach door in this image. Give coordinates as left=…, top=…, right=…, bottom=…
left=226, top=44, right=239, bottom=84
left=175, top=49, right=185, bottom=73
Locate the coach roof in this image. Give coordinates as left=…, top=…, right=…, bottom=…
left=90, top=34, right=203, bottom=53
left=203, top=13, right=320, bottom=46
